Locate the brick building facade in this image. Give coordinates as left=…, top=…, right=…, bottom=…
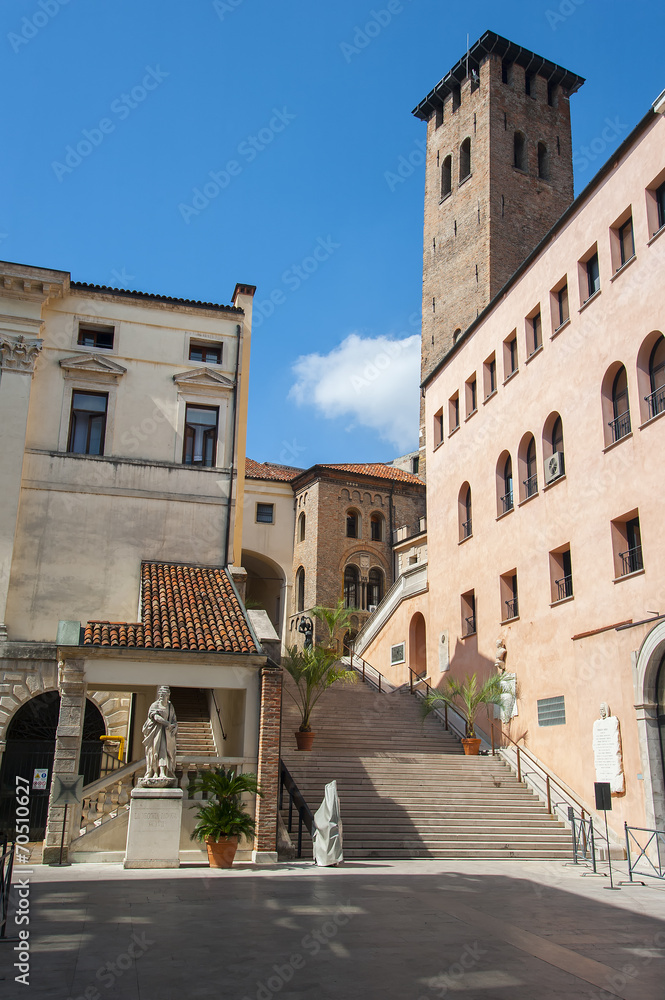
left=414, top=31, right=584, bottom=471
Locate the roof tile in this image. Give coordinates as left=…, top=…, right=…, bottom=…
left=245, top=458, right=304, bottom=481
left=82, top=562, right=258, bottom=654
left=317, top=463, right=424, bottom=485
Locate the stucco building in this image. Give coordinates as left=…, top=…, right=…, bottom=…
left=359, top=71, right=665, bottom=842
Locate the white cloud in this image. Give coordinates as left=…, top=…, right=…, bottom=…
left=288, top=332, right=421, bottom=452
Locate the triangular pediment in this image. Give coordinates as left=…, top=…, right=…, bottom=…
left=59, top=353, right=127, bottom=376
left=173, top=367, right=235, bottom=390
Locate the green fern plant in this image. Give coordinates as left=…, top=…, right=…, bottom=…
left=189, top=766, right=262, bottom=843
left=283, top=644, right=356, bottom=732
left=422, top=672, right=504, bottom=739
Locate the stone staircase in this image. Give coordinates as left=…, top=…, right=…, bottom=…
left=280, top=675, right=572, bottom=860
left=170, top=688, right=217, bottom=758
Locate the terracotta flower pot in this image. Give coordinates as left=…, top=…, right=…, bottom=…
left=206, top=835, right=238, bottom=869
left=461, top=738, right=482, bottom=756
left=295, top=729, right=315, bottom=751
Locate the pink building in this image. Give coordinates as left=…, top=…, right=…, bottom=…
left=360, top=91, right=665, bottom=840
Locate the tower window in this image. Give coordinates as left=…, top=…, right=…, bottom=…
left=537, top=142, right=549, bottom=180
left=452, top=85, right=461, bottom=112
left=525, top=72, right=535, bottom=97
left=441, top=155, right=452, bottom=198
left=501, top=61, right=510, bottom=85
left=435, top=105, right=443, bottom=129
left=547, top=82, right=557, bottom=107
left=459, top=138, right=471, bottom=182
left=514, top=132, right=526, bottom=171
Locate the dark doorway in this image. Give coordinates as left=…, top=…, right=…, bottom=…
left=0, top=693, right=106, bottom=839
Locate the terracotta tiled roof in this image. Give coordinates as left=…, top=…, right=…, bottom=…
left=245, top=458, right=303, bottom=481
left=317, top=463, right=424, bottom=485
left=82, top=562, right=258, bottom=654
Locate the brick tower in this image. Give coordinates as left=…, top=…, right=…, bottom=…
left=414, top=31, right=584, bottom=470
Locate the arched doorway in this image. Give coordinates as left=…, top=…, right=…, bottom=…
left=657, top=656, right=665, bottom=798
left=241, top=550, right=287, bottom=636
left=0, top=693, right=106, bottom=839
left=409, top=613, right=427, bottom=678
left=634, top=621, right=665, bottom=833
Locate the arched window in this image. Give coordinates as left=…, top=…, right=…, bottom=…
left=441, top=155, right=452, bottom=198
left=518, top=433, right=538, bottom=500
left=368, top=568, right=384, bottom=608
left=496, top=451, right=513, bottom=515
left=346, top=509, right=359, bottom=538
left=298, top=512, right=306, bottom=542
left=514, top=131, right=526, bottom=171
left=537, top=142, right=549, bottom=179
left=648, top=337, right=665, bottom=417
left=459, top=138, right=471, bottom=181
left=343, top=565, right=359, bottom=609
left=551, top=415, right=564, bottom=454
left=458, top=482, right=472, bottom=540
left=611, top=366, right=631, bottom=442
left=542, top=412, right=565, bottom=482
left=370, top=513, right=384, bottom=542
left=296, top=567, right=305, bottom=612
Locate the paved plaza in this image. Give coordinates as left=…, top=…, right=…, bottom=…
left=1, top=858, right=664, bottom=999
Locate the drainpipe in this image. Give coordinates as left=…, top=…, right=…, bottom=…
left=388, top=488, right=395, bottom=583
left=224, top=322, right=242, bottom=566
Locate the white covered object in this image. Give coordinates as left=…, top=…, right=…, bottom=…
left=312, top=780, right=343, bottom=866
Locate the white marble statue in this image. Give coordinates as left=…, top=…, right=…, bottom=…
left=140, top=685, right=178, bottom=787
left=592, top=702, right=625, bottom=795
left=494, top=638, right=507, bottom=672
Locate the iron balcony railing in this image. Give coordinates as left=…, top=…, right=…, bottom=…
left=500, top=490, right=513, bottom=513
left=523, top=474, right=538, bottom=498
left=609, top=411, right=631, bottom=442
left=645, top=386, right=665, bottom=419
left=620, top=544, right=643, bottom=576
left=556, top=575, right=573, bottom=600
left=464, top=614, right=476, bottom=636
left=460, top=518, right=472, bottom=539
left=504, top=597, right=518, bottom=620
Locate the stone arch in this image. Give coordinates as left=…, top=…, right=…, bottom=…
left=340, top=488, right=351, bottom=501
left=363, top=491, right=372, bottom=504
left=634, top=620, right=665, bottom=831
left=242, top=548, right=288, bottom=634
left=0, top=660, right=59, bottom=748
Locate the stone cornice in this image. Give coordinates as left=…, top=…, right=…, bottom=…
left=0, top=261, right=69, bottom=303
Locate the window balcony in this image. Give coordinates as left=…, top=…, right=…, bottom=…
left=645, top=386, right=665, bottom=419
left=523, top=474, right=538, bottom=499
left=464, top=615, right=476, bottom=637
left=555, top=575, right=573, bottom=601
left=504, top=598, right=519, bottom=620
left=460, top=518, right=472, bottom=539
left=620, top=545, right=643, bottom=576
left=608, top=412, right=631, bottom=443
left=500, top=491, right=514, bottom=513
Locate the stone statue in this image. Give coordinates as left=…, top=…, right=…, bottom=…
left=593, top=702, right=625, bottom=795
left=494, top=638, right=507, bottom=672
left=139, top=685, right=178, bottom=787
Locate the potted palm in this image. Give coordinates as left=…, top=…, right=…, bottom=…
left=422, top=672, right=504, bottom=755
left=312, top=599, right=359, bottom=654
left=283, top=644, right=356, bottom=750
left=189, top=766, right=262, bottom=868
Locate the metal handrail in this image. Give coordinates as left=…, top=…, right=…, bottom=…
left=522, top=474, right=538, bottom=498
left=279, top=761, right=314, bottom=858
left=210, top=689, right=227, bottom=741
left=645, top=385, right=665, bottom=419
left=0, top=838, right=16, bottom=943
left=619, top=544, right=643, bottom=576
left=504, top=598, right=518, bottom=620
left=460, top=518, right=472, bottom=539
left=464, top=615, right=476, bottom=636
left=624, top=823, right=665, bottom=882
left=608, top=412, right=631, bottom=442
left=500, top=490, right=513, bottom=513
left=555, top=575, right=573, bottom=600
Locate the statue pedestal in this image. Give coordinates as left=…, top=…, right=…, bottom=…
left=124, top=787, right=183, bottom=869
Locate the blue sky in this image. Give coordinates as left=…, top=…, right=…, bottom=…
left=2, top=0, right=663, bottom=468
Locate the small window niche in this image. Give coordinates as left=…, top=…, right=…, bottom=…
left=435, top=104, right=444, bottom=129
left=513, top=131, right=527, bottom=171
left=611, top=510, right=644, bottom=579
left=433, top=408, right=444, bottom=449
left=77, top=323, right=114, bottom=351
left=448, top=392, right=460, bottom=433
left=465, top=374, right=477, bottom=417
left=503, top=330, right=518, bottom=380
left=459, top=138, right=471, bottom=182
left=526, top=306, right=542, bottom=357
left=189, top=340, right=223, bottom=364
left=578, top=244, right=600, bottom=304
left=370, top=513, right=384, bottom=542
left=483, top=353, right=497, bottom=400
left=537, top=142, right=549, bottom=180
left=550, top=544, right=573, bottom=603
left=452, top=84, right=461, bottom=112
left=500, top=570, right=519, bottom=621
left=441, top=154, right=452, bottom=199
left=610, top=208, right=635, bottom=273
left=461, top=590, right=476, bottom=637
left=550, top=277, right=569, bottom=334
left=256, top=502, right=274, bottom=524
left=547, top=82, right=558, bottom=107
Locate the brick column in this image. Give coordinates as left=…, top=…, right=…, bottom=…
left=42, top=658, right=86, bottom=864
left=252, top=662, right=282, bottom=864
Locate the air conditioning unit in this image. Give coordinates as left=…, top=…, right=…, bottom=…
left=368, top=605, right=377, bottom=614
left=544, top=451, right=564, bottom=484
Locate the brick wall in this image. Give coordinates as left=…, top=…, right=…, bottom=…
left=254, top=663, right=282, bottom=854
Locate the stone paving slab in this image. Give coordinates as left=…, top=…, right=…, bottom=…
left=1, top=859, right=664, bottom=999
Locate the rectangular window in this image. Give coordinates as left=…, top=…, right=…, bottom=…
left=448, top=393, right=459, bottom=431
left=658, top=181, right=665, bottom=231
left=461, top=590, right=476, bottom=636
left=586, top=252, right=600, bottom=299
left=618, top=218, right=634, bottom=267
left=550, top=545, right=573, bottom=603
left=646, top=177, right=665, bottom=237
left=183, top=404, right=218, bottom=467
left=77, top=324, right=114, bottom=350
left=68, top=391, right=108, bottom=455
left=503, top=331, right=518, bottom=379
left=189, top=341, right=223, bottom=364
left=465, top=376, right=477, bottom=417
left=611, top=510, right=644, bottom=578
left=411, top=456, right=419, bottom=474
left=256, top=503, right=274, bottom=524
left=550, top=278, right=569, bottom=333
left=527, top=309, right=542, bottom=356
left=537, top=695, right=566, bottom=727
left=391, top=642, right=405, bottom=665
left=483, top=353, right=497, bottom=399
left=610, top=211, right=635, bottom=273
left=500, top=571, right=519, bottom=621
left=433, top=408, right=444, bottom=448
